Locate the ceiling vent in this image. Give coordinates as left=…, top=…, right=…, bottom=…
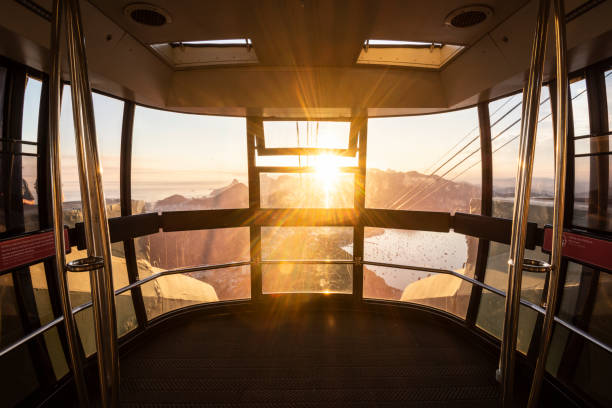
left=445, top=5, right=493, bottom=28
left=124, top=3, right=172, bottom=26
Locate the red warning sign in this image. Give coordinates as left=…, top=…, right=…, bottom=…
left=0, top=229, right=70, bottom=272
left=543, top=228, right=612, bottom=271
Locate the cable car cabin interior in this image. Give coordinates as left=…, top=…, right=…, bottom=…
left=0, top=0, right=611, bottom=407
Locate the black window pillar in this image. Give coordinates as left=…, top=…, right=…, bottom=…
left=120, top=101, right=147, bottom=328
left=466, top=101, right=493, bottom=326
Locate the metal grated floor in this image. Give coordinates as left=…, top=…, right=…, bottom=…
left=119, top=309, right=504, bottom=407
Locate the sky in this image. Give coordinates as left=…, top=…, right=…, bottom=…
left=20, top=74, right=607, bottom=203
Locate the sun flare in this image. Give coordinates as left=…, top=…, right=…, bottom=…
left=313, top=154, right=341, bottom=207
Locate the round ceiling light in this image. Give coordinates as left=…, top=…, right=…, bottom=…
left=444, top=5, right=493, bottom=28
left=124, top=3, right=172, bottom=26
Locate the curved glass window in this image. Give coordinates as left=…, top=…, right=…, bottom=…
left=134, top=228, right=251, bottom=319
left=20, top=77, right=42, bottom=233
left=477, top=87, right=554, bottom=353
left=131, top=107, right=248, bottom=214
left=366, top=108, right=481, bottom=214
left=261, top=227, right=353, bottom=294
left=573, top=72, right=612, bottom=232
left=60, top=87, right=124, bottom=226
left=362, top=227, right=474, bottom=317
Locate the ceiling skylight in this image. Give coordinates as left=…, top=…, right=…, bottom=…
left=357, top=39, right=465, bottom=69
left=174, top=39, right=253, bottom=46
left=150, top=38, right=257, bottom=68
left=365, top=40, right=442, bottom=47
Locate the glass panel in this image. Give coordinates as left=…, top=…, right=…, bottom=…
left=570, top=78, right=590, bottom=137
left=558, top=261, right=583, bottom=322
left=567, top=339, right=612, bottom=406
left=490, top=88, right=555, bottom=226
left=141, top=267, right=249, bottom=319
left=362, top=228, right=472, bottom=273
left=22, top=155, right=39, bottom=232
left=260, top=173, right=354, bottom=208
left=135, top=228, right=251, bottom=302
left=361, top=227, right=477, bottom=316
left=20, top=77, right=42, bottom=233
left=589, top=272, right=612, bottom=345
left=0, top=67, right=6, bottom=233
left=22, top=77, right=41, bottom=142
left=476, top=289, right=538, bottom=354
left=546, top=263, right=612, bottom=407
left=132, top=106, right=247, bottom=214
left=575, top=135, right=611, bottom=155
left=263, top=121, right=350, bottom=149
left=606, top=69, right=612, bottom=127
left=363, top=265, right=471, bottom=318
left=0, top=273, right=25, bottom=348
left=483, top=242, right=548, bottom=304
left=29, top=263, right=70, bottom=379
left=482, top=88, right=555, bottom=351
left=261, top=227, right=352, bottom=260
left=263, top=264, right=352, bottom=294
left=261, top=227, right=353, bottom=294
left=573, top=155, right=612, bottom=232
left=366, top=107, right=481, bottom=213
left=0, top=343, right=39, bottom=407
left=60, top=88, right=124, bottom=226
left=66, top=242, right=137, bottom=351
left=255, top=153, right=358, bottom=168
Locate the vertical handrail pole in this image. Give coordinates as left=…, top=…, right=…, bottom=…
left=49, top=1, right=90, bottom=406
left=499, top=0, right=550, bottom=405
left=65, top=0, right=119, bottom=405
left=527, top=0, right=568, bottom=405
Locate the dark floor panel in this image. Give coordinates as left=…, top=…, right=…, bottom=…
left=120, top=310, right=502, bottom=407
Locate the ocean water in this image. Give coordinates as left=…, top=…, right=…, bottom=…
left=61, top=182, right=218, bottom=203
left=345, top=229, right=468, bottom=291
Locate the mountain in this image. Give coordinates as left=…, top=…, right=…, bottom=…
left=365, top=169, right=480, bottom=213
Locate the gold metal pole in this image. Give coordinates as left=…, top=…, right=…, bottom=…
left=527, top=0, right=568, bottom=405
left=498, top=0, right=550, bottom=405
left=49, top=0, right=90, bottom=406
left=64, top=0, right=120, bottom=405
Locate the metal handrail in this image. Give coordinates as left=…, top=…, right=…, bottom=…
left=1, top=258, right=611, bottom=365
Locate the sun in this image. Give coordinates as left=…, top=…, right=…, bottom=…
left=313, top=154, right=341, bottom=207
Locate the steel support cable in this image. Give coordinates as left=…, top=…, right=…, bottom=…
left=401, top=108, right=556, bottom=211
left=395, top=88, right=571, bottom=211
left=390, top=96, right=543, bottom=210
left=402, top=87, right=584, bottom=212
left=422, top=95, right=516, bottom=175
